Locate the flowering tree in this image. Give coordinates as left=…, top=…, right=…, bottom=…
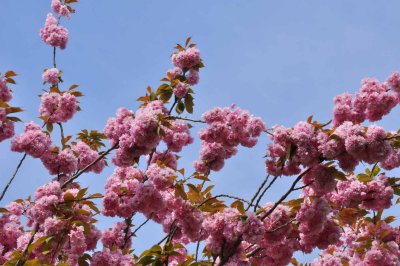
left=0, top=1, right=400, bottom=265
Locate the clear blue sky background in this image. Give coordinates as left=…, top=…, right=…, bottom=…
left=1, top=0, right=400, bottom=263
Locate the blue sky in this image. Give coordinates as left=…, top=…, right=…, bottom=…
left=1, top=0, right=400, bottom=263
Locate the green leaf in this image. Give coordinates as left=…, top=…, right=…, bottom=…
left=231, top=200, right=245, bottom=215
left=46, top=123, right=53, bottom=133
left=77, top=188, right=88, bottom=199
left=175, top=183, right=188, bottom=200
left=176, top=101, right=185, bottom=114
left=357, top=174, right=373, bottom=183
left=184, top=94, right=194, bottom=114
left=28, top=236, right=48, bottom=253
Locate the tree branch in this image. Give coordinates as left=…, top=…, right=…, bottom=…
left=254, top=175, right=279, bottom=212
left=246, top=175, right=269, bottom=211
left=166, top=116, right=206, bottom=124
left=61, top=143, right=118, bottom=188
left=260, top=167, right=312, bottom=221
left=0, top=153, right=27, bottom=202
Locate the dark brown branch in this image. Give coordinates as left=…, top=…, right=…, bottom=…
left=195, top=236, right=201, bottom=262
left=121, top=215, right=134, bottom=249
left=131, top=215, right=152, bottom=237
left=263, top=129, right=274, bottom=136
left=0, top=153, right=27, bottom=202
left=246, top=175, right=269, bottom=211
left=168, top=98, right=178, bottom=115
left=16, top=224, right=40, bottom=266
left=217, top=237, right=242, bottom=266
left=293, top=182, right=313, bottom=191
left=265, top=218, right=295, bottom=233
left=254, top=175, right=279, bottom=212
left=166, top=116, right=206, bottom=124
left=384, top=134, right=400, bottom=141
left=53, top=47, right=57, bottom=68
left=246, top=247, right=264, bottom=258
left=260, top=167, right=312, bottom=221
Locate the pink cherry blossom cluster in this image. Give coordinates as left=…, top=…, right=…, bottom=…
left=0, top=78, right=12, bottom=102
left=42, top=68, right=61, bottom=85
left=51, top=0, right=72, bottom=18
left=145, top=163, right=175, bottom=191
left=148, top=150, right=178, bottom=170
left=203, top=208, right=263, bottom=255
left=0, top=108, right=15, bottom=142
left=26, top=181, right=62, bottom=225
left=11, top=122, right=51, bottom=158
left=248, top=204, right=297, bottom=266
left=41, top=147, right=78, bottom=175
left=101, top=221, right=131, bottom=249
left=103, top=163, right=205, bottom=244
left=261, top=203, right=292, bottom=244
left=173, top=82, right=189, bottom=98
left=91, top=248, right=136, bottom=265
left=72, top=141, right=106, bottom=173
left=162, top=120, right=194, bottom=152
left=172, top=47, right=201, bottom=70
left=40, top=13, right=69, bottom=50
left=313, top=220, right=400, bottom=266
left=0, top=202, right=24, bottom=264
left=102, top=167, right=163, bottom=218
left=301, top=163, right=337, bottom=196
left=0, top=78, right=15, bottom=142
left=296, top=197, right=340, bottom=253
left=150, top=190, right=204, bottom=243
left=328, top=174, right=394, bottom=211
left=15, top=181, right=102, bottom=265
left=194, top=106, right=266, bottom=173
left=104, top=101, right=168, bottom=166
left=266, top=120, right=395, bottom=176
left=333, top=74, right=400, bottom=126
left=168, top=46, right=201, bottom=98
left=39, top=92, right=78, bottom=123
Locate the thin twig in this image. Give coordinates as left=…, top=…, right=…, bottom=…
left=168, top=98, right=178, bottom=115
left=264, top=218, right=295, bottom=233
left=254, top=175, right=279, bottom=212
left=121, top=215, right=134, bottom=249
left=131, top=215, right=152, bottom=237
left=195, top=238, right=201, bottom=262
left=16, top=224, right=40, bottom=266
left=263, top=129, right=274, bottom=136
left=53, top=47, right=57, bottom=68
left=293, top=182, right=313, bottom=191
left=246, top=175, right=269, bottom=211
left=0, top=153, right=27, bottom=202
left=260, top=167, right=312, bottom=221
left=166, top=116, right=206, bottom=124
left=61, top=143, right=118, bottom=188
left=246, top=247, right=264, bottom=258
left=217, top=237, right=242, bottom=266
left=320, top=120, right=332, bottom=128
left=384, top=134, right=400, bottom=141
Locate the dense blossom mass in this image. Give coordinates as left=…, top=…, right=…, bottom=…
left=194, top=106, right=266, bottom=173
left=0, top=75, right=17, bottom=142
left=40, top=13, right=69, bottom=49
left=39, top=92, right=78, bottom=123
left=11, top=122, right=51, bottom=158
left=0, top=1, right=399, bottom=265
left=42, top=68, right=61, bottom=85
